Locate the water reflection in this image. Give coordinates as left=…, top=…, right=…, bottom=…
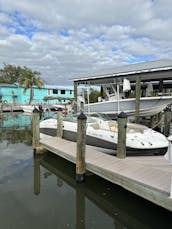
left=1, top=112, right=172, bottom=228
left=34, top=152, right=172, bottom=229
left=0, top=113, right=31, bottom=128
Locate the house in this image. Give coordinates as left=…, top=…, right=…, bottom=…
left=0, top=84, right=74, bottom=105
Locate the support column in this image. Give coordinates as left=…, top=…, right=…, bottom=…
left=164, top=107, right=172, bottom=137
left=74, top=81, right=78, bottom=114
left=135, top=77, right=141, bottom=123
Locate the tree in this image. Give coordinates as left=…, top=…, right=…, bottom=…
left=84, top=88, right=106, bottom=103
left=0, top=63, right=44, bottom=104
left=0, top=63, right=25, bottom=84
left=22, top=68, right=44, bottom=104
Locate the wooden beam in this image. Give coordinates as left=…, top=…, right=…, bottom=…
left=135, top=77, right=141, bottom=123
left=74, top=82, right=78, bottom=114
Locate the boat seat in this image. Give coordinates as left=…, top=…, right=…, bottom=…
left=90, top=123, right=100, bottom=129
left=108, top=121, right=118, bottom=132
left=127, top=123, right=147, bottom=133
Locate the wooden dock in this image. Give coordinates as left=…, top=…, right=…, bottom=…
left=39, top=133, right=172, bottom=212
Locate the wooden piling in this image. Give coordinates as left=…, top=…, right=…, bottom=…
left=80, top=101, right=84, bottom=113
left=164, top=107, right=172, bottom=137
left=117, top=112, right=127, bottom=159
left=32, top=109, right=40, bottom=149
left=135, top=77, right=141, bottom=124
left=57, top=111, right=63, bottom=138
left=76, top=112, right=87, bottom=183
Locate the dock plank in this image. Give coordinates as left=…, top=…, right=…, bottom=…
left=39, top=133, right=172, bottom=212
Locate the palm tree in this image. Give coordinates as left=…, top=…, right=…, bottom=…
left=23, top=68, right=44, bottom=104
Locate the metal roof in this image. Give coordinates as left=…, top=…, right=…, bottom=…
left=71, top=59, right=172, bottom=85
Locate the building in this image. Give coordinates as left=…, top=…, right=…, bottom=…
left=0, top=84, right=74, bottom=105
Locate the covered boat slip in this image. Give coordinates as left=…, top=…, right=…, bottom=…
left=39, top=133, right=172, bottom=212
left=71, top=59, right=172, bottom=118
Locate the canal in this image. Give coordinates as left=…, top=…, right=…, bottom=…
left=0, top=112, right=172, bottom=229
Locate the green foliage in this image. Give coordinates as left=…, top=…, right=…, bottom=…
left=0, top=63, right=43, bottom=86
left=0, top=63, right=25, bottom=84
left=23, top=69, right=44, bottom=104
left=0, top=63, right=44, bottom=104
left=84, top=88, right=106, bottom=103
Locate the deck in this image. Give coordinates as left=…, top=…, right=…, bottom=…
left=39, top=133, right=172, bottom=212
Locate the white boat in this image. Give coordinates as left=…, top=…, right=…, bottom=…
left=84, top=96, right=172, bottom=117
left=40, top=114, right=168, bottom=153
left=21, top=105, right=46, bottom=113
left=21, top=105, right=35, bottom=113
left=82, top=81, right=172, bottom=117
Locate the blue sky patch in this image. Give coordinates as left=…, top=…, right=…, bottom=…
left=127, top=55, right=155, bottom=64
left=59, top=29, right=70, bottom=37
left=1, top=10, right=42, bottom=39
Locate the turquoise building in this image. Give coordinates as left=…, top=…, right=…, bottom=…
left=0, top=84, right=74, bottom=105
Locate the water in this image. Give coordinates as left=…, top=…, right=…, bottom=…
left=0, top=113, right=172, bottom=229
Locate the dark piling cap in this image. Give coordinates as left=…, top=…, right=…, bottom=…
left=118, top=111, right=127, bottom=118
left=77, top=112, right=87, bottom=120
left=33, top=107, right=39, bottom=113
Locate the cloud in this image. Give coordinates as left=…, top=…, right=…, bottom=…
left=0, top=0, right=172, bottom=85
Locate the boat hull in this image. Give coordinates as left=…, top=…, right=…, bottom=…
left=84, top=96, right=172, bottom=117
left=40, top=127, right=167, bottom=154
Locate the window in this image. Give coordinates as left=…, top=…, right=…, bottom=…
left=61, top=90, right=65, bottom=94
left=70, top=90, right=73, bottom=94
left=53, top=89, right=58, bottom=94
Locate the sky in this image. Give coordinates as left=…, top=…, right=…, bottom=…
left=0, top=0, right=172, bottom=86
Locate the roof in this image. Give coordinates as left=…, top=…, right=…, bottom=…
left=71, top=59, right=172, bottom=85
left=0, top=84, right=74, bottom=90
left=0, top=83, right=18, bottom=88
left=44, top=85, right=73, bottom=90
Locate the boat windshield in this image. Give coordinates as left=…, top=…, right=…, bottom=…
left=63, top=114, right=95, bottom=123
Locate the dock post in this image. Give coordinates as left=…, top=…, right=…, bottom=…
left=164, top=106, right=171, bottom=137
left=135, top=77, right=141, bottom=124
left=80, top=101, right=84, bottom=113
left=57, top=110, right=63, bottom=138
left=32, top=108, right=40, bottom=150
left=76, top=111, right=87, bottom=183
left=117, top=112, right=127, bottom=159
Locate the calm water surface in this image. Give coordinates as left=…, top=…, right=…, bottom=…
left=0, top=113, right=172, bottom=229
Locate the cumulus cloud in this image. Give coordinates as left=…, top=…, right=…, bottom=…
left=0, top=0, right=172, bottom=85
